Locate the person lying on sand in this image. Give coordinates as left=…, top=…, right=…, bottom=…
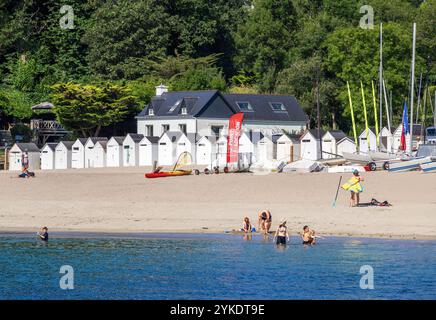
left=273, top=220, right=289, bottom=245
left=301, top=225, right=316, bottom=245
left=258, top=210, right=272, bottom=235
left=37, top=227, right=49, bottom=241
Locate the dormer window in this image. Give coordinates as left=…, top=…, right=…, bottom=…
left=236, top=101, right=253, bottom=111
left=181, top=106, right=187, bottom=115
left=270, top=102, right=286, bottom=112
left=148, top=108, right=154, bottom=116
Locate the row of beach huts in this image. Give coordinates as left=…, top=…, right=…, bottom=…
left=6, top=125, right=406, bottom=171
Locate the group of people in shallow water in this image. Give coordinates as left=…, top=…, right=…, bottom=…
left=242, top=210, right=316, bottom=246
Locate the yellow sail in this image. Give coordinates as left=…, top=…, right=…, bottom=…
left=173, top=152, right=193, bottom=171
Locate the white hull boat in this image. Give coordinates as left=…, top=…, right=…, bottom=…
left=368, top=151, right=400, bottom=161
left=341, top=152, right=372, bottom=164
left=420, top=161, right=436, bottom=173
left=388, top=156, right=433, bottom=172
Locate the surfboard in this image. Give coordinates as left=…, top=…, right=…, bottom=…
left=341, top=177, right=363, bottom=193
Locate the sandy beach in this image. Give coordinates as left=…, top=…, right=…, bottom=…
left=0, top=167, right=435, bottom=240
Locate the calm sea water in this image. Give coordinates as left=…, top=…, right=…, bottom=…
left=0, top=234, right=435, bottom=300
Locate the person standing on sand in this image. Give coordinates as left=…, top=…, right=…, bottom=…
left=301, top=225, right=316, bottom=245
left=342, top=170, right=364, bottom=207
left=258, top=210, right=272, bottom=235
left=273, top=220, right=289, bottom=245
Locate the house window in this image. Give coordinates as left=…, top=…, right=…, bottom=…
left=73, top=147, right=79, bottom=151
left=236, top=101, right=253, bottom=111
left=179, top=124, right=187, bottom=134
left=146, top=125, right=154, bottom=136
left=168, top=99, right=182, bottom=113
left=181, top=107, right=187, bottom=115
left=148, top=108, right=154, bottom=116
left=269, top=102, right=286, bottom=111
left=302, top=139, right=311, bottom=143
left=211, top=125, right=223, bottom=136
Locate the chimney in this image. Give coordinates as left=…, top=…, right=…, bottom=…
left=155, top=84, right=168, bottom=97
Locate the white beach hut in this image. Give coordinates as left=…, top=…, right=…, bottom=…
left=8, top=143, right=41, bottom=171
left=123, top=133, right=144, bottom=167
left=358, top=128, right=377, bottom=153
left=106, top=136, right=125, bottom=168
left=276, top=134, right=300, bottom=162
left=94, top=140, right=107, bottom=168
left=257, top=135, right=276, bottom=162
left=139, top=136, right=159, bottom=166
left=300, top=129, right=325, bottom=161
left=176, top=133, right=197, bottom=162
left=196, top=136, right=216, bottom=166
left=239, top=132, right=256, bottom=165
left=71, top=138, right=87, bottom=169
left=336, top=137, right=357, bottom=156
left=55, top=141, right=74, bottom=170
left=392, top=124, right=423, bottom=152
left=40, top=143, right=57, bottom=170
left=158, top=131, right=182, bottom=166
left=215, top=135, right=228, bottom=167
left=84, top=137, right=108, bottom=168
left=322, top=130, right=347, bottom=159
left=380, top=127, right=394, bottom=152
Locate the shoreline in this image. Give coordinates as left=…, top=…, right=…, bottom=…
left=1, top=227, right=435, bottom=241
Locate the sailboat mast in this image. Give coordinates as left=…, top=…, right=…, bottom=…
left=409, top=23, right=416, bottom=154
left=383, top=79, right=391, bottom=133
left=379, top=23, right=383, bottom=146
left=416, top=73, right=422, bottom=121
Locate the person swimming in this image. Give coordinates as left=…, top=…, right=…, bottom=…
left=301, top=225, right=316, bottom=245
left=258, top=210, right=272, bottom=235
left=37, top=227, right=48, bottom=241
left=273, top=220, right=289, bottom=245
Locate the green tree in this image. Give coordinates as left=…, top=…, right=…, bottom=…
left=170, top=65, right=227, bottom=91
left=50, top=83, right=139, bottom=137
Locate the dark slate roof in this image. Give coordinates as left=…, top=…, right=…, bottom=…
left=59, top=141, right=75, bottom=150
left=224, top=94, right=308, bottom=122
left=87, top=137, right=108, bottom=144
left=142, top=136, right=160, bottom=144
left=138, top=90, right=221, bottom=117
left=138, top=90, right=308, bottom=123
left=337, top=136, right=355, bottom=144
left=76, top=138, right=87, bottom=145
left=110, top=136, right=126, bottom=145
left=43, top=143, right=57, bottom=151
left=15, top=143, right=40, bottom=152
left=96, top=140, right=107, bottom=149
left=304, top=129, right=326, bottom=140
left=327, top=130, right=347, bottom=141
left=126, top=133, right=144, bottom=143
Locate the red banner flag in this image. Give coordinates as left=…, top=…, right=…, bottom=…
left=226, top=113, right=244, bottom=164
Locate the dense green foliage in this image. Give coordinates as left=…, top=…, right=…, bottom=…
left=0, top=0, right=434, bottom=136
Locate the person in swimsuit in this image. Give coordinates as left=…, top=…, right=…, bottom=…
left=274, top=220, right=289, bottom=245
left=349, top=170, right=364, bottom=207
left=301, top=225, right=316, bottom=245
left=241, top=217, right=253, bottom=233
left=37, top=227, right=49, bottom=241
left=258, top=210, right=272, bottom=235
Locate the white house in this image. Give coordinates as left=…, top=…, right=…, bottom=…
left=300, top=129, right=325, bottom=161
left=55, top=141, right=74, bottom=170
left=71, top=138, right=87, bottom=169
left=176, top=133, right=197, bottom=162
left=322, top=130, right=347, bottom=159
left=336, top=137, right=357, bottom=156
left=106, top=137, right=125, bottom=168
left=358, top=128, right=377, bottom=153
left=84, top=137, right=108, bottom=168
left=196, top=136, right=216, bottom=166
left=123, top=133, right=144, bottom=167
left=137, top=87, right=308, bottom=139
left=158, top=131, right=182, bottom=166
left=138, top=136, right=159, bottom=166
left=257, top=135, right=276, bottom=162
left=40, top=143, right=57, bottom=170
left=94, top=141, right=107, bottom=168
left=276, top=134, right=301, bottom=162
left=8, top=143, right=40, bottom=171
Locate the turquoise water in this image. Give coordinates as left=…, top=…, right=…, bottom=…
left=0, top=234, right=435, bottom=300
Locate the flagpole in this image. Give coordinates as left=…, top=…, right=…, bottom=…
left=409, top=22, right=416, bottom=154
left=379, top=23, right=383, bottom=147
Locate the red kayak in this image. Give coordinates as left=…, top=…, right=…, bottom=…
left=145, top=170, right=192, bottom=179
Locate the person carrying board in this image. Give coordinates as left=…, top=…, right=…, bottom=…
left=341, top=170, right=364, bottom=207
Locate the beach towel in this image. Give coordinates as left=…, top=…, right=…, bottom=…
left=358, top=198, right=393, bottom=207
left=341, top=177, right=363, bottom=193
